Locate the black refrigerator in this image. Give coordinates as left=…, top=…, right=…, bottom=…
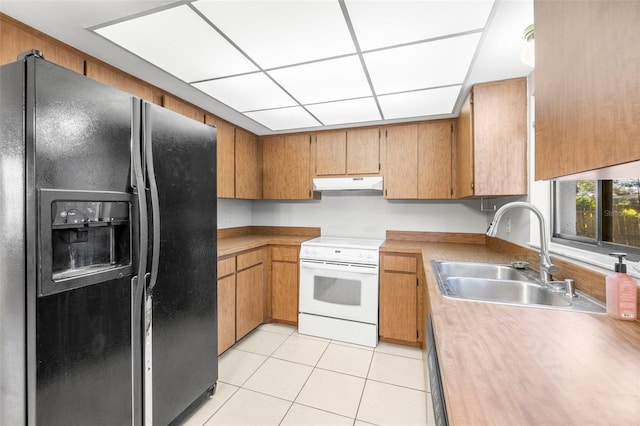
left=0, top=52, right=218, bottom=426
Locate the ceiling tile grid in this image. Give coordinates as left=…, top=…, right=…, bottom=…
left=91, top=0, right=535, bottom=133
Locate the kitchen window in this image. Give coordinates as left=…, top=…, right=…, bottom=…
left=552, top=179, right=640, bottom=257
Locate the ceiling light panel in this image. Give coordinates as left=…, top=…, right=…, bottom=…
left=364, top=33, right=481, bottom=95
left=268, top=56, right=371, bottom=105
left=193, top=73, right=296, bottom=112
left=306, top=97, right=381, bottom=126
left=193, top=0, right=355, bottom=69
left=346, top=0, right=494, bottom=51
left=245, top=107, right=321, bottom=131
left=95, top=5, right=257, bottom=82
left=378, top=85, right=462, bottom=120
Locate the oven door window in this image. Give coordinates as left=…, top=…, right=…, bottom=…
left=299, top=262, right=378, bottom=323
left=314, top=276, right=361, bottom=306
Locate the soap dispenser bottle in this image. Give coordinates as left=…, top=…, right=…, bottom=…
left=605, top=253, right=637, bottom=320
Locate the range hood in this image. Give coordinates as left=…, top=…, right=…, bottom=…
left=313, top=176, right=384, bottom=192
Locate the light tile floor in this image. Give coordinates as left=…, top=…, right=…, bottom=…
left=183, top=323, right=436, bottom=426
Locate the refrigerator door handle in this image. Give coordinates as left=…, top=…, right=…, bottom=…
left=143, top=103, right=160, bottom=294
left=132, top=97, right=149, bottom=278
left=131, top=97, right=148, bottom=426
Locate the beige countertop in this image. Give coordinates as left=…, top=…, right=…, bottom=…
left=217, top=234, right=311, bottom=258
left=384, top=240, right=640, bottom=425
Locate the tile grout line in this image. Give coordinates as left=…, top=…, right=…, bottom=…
left=352, top=344, right=377, bottom=424
left=276, top=334, right=333, bottom=425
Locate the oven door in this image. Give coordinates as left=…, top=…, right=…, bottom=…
left=299, top=259, right=378, bottom=324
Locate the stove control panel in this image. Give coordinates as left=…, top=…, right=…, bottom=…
left=300, top=245, right=379, bottom=265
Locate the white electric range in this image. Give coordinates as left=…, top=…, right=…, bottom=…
left=298, top=236, right=383, bottom=347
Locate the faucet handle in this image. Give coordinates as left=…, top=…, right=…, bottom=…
left=564, top=279, right=577, bottom=298
left=547, top=264, right=560, bottom=275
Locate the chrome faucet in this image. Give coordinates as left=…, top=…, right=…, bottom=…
left=486, top=201, right=559, bottom=283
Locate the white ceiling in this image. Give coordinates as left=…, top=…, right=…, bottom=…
left=0, top=0, right=533, bottom=135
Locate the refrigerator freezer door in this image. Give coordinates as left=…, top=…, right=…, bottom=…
left=143, top=102, right=217, bottom=425
left=29, top=57, right=139, bottom=426
left=0, top=58, right=27, bottom=426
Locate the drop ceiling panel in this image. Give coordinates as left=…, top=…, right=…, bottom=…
left=306, top=97, right=381, bottom=126
left=193, top=73, right=296, bottom=112
left=268, top=55, right=372, bottom=105
left=346, top=0, right=494, bottom=51
left=95, top=5, right=257, bottom=82
left=245, top=107, right=321, bottom=131
left=364, top=33, right=481, bottom=95
left=378, top=85, right=461, bottom=120
left=193, top=0, right=355, bottom=69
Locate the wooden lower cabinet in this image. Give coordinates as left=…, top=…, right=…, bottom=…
left=217, top=275, right=236, bottom=355
left=235, top=249, right=265, bottom=340
left=270, top=246, right=299, bottom=324
left=236, top=262, right=265, bottom=340
left=216, top=248, right=265, bottom=354
left=379, top=253, right=422, bottom=344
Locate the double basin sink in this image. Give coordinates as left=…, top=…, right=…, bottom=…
left=433, top=261, right=605, bottom=314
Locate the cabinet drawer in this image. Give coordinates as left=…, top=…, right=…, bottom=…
left=271, top=246, right=298, bottom=262
left=218, top=257, right=236, bottom=278
left=382, top=255, right=417, bottom=273
left=237, top=249, right=263, bottom=271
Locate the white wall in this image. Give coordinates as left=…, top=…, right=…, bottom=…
left=217, top=198, right=252, bottom=229
left=251, top=193, right=491, bottom=240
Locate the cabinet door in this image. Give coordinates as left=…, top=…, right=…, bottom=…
left=385, top=124, right=418, bottom=199
left=236, top=263, right=265, bottom=340
left=473, top=78, right=527, bottom=196
left=235, top=128, right=262, bottom=199
left=379, top=270, right=417, bottom=343
left=217, top=275, right=236, bottom=355
left=206, top=115, right=235, bottom=198
left=271, top=261, right=299, bottom=323
left=315, top=131, right=347, bottom=176
left=262, top=134, right=312, bottom=199
left=535, top=1, right=640, bottom=179
left=418, top=120, right=453, bottom=199
left=454, top=93, right=474, bottom=198
left=347, top=127, right=380, bottom=175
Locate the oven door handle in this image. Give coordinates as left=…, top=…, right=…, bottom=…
left=300, top=259, right=378, bottom=274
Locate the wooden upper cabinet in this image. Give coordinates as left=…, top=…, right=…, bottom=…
left=315, top=131, right=347, bottom=176
left=314, top=127, right=380, bottom=177
left=206, top=115, right=235, bottom=198
left=85, top=60, right=153, bottom=101
left=346, top=127, right=380, bottom=175
left=535, top=0, right=640, bottom=179
left=385, top=124, right=418, bottom=199
left=418, top=120, right=453, bottom=199
left=454, top=77, right=527, bottom=198
left=385, top=121, right=453, bottom=200
left=235, top=128, right=262, bottom=199
left=262, top=134, right=312, bottom=200
left=162, top=95, right=204, bottom=123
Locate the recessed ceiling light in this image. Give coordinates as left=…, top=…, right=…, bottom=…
left=364, top=33, right=481, bottom=95
left=306, top=97, right=381, bottom=126
left=268, top=56, right=372, bottom=105
left=194, top=0, right=355, bottom=69
left=193, top=73, right=296, bottom=112
left=245, top=107, right=321, bottom=131
left=346, top=0, right=494, bottom=51
left=95, top=5, right=257, bottom=82
left=378, top=86, right=462, bottom=120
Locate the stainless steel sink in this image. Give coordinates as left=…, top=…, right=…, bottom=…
left=433, top=261, right=605, bottom=313
left=446, top=277, right=571, bottom=307
left=437, top=261, right=531, bottom=281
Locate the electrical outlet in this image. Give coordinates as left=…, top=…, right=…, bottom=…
left=507, top=218, right=511, bottom=234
